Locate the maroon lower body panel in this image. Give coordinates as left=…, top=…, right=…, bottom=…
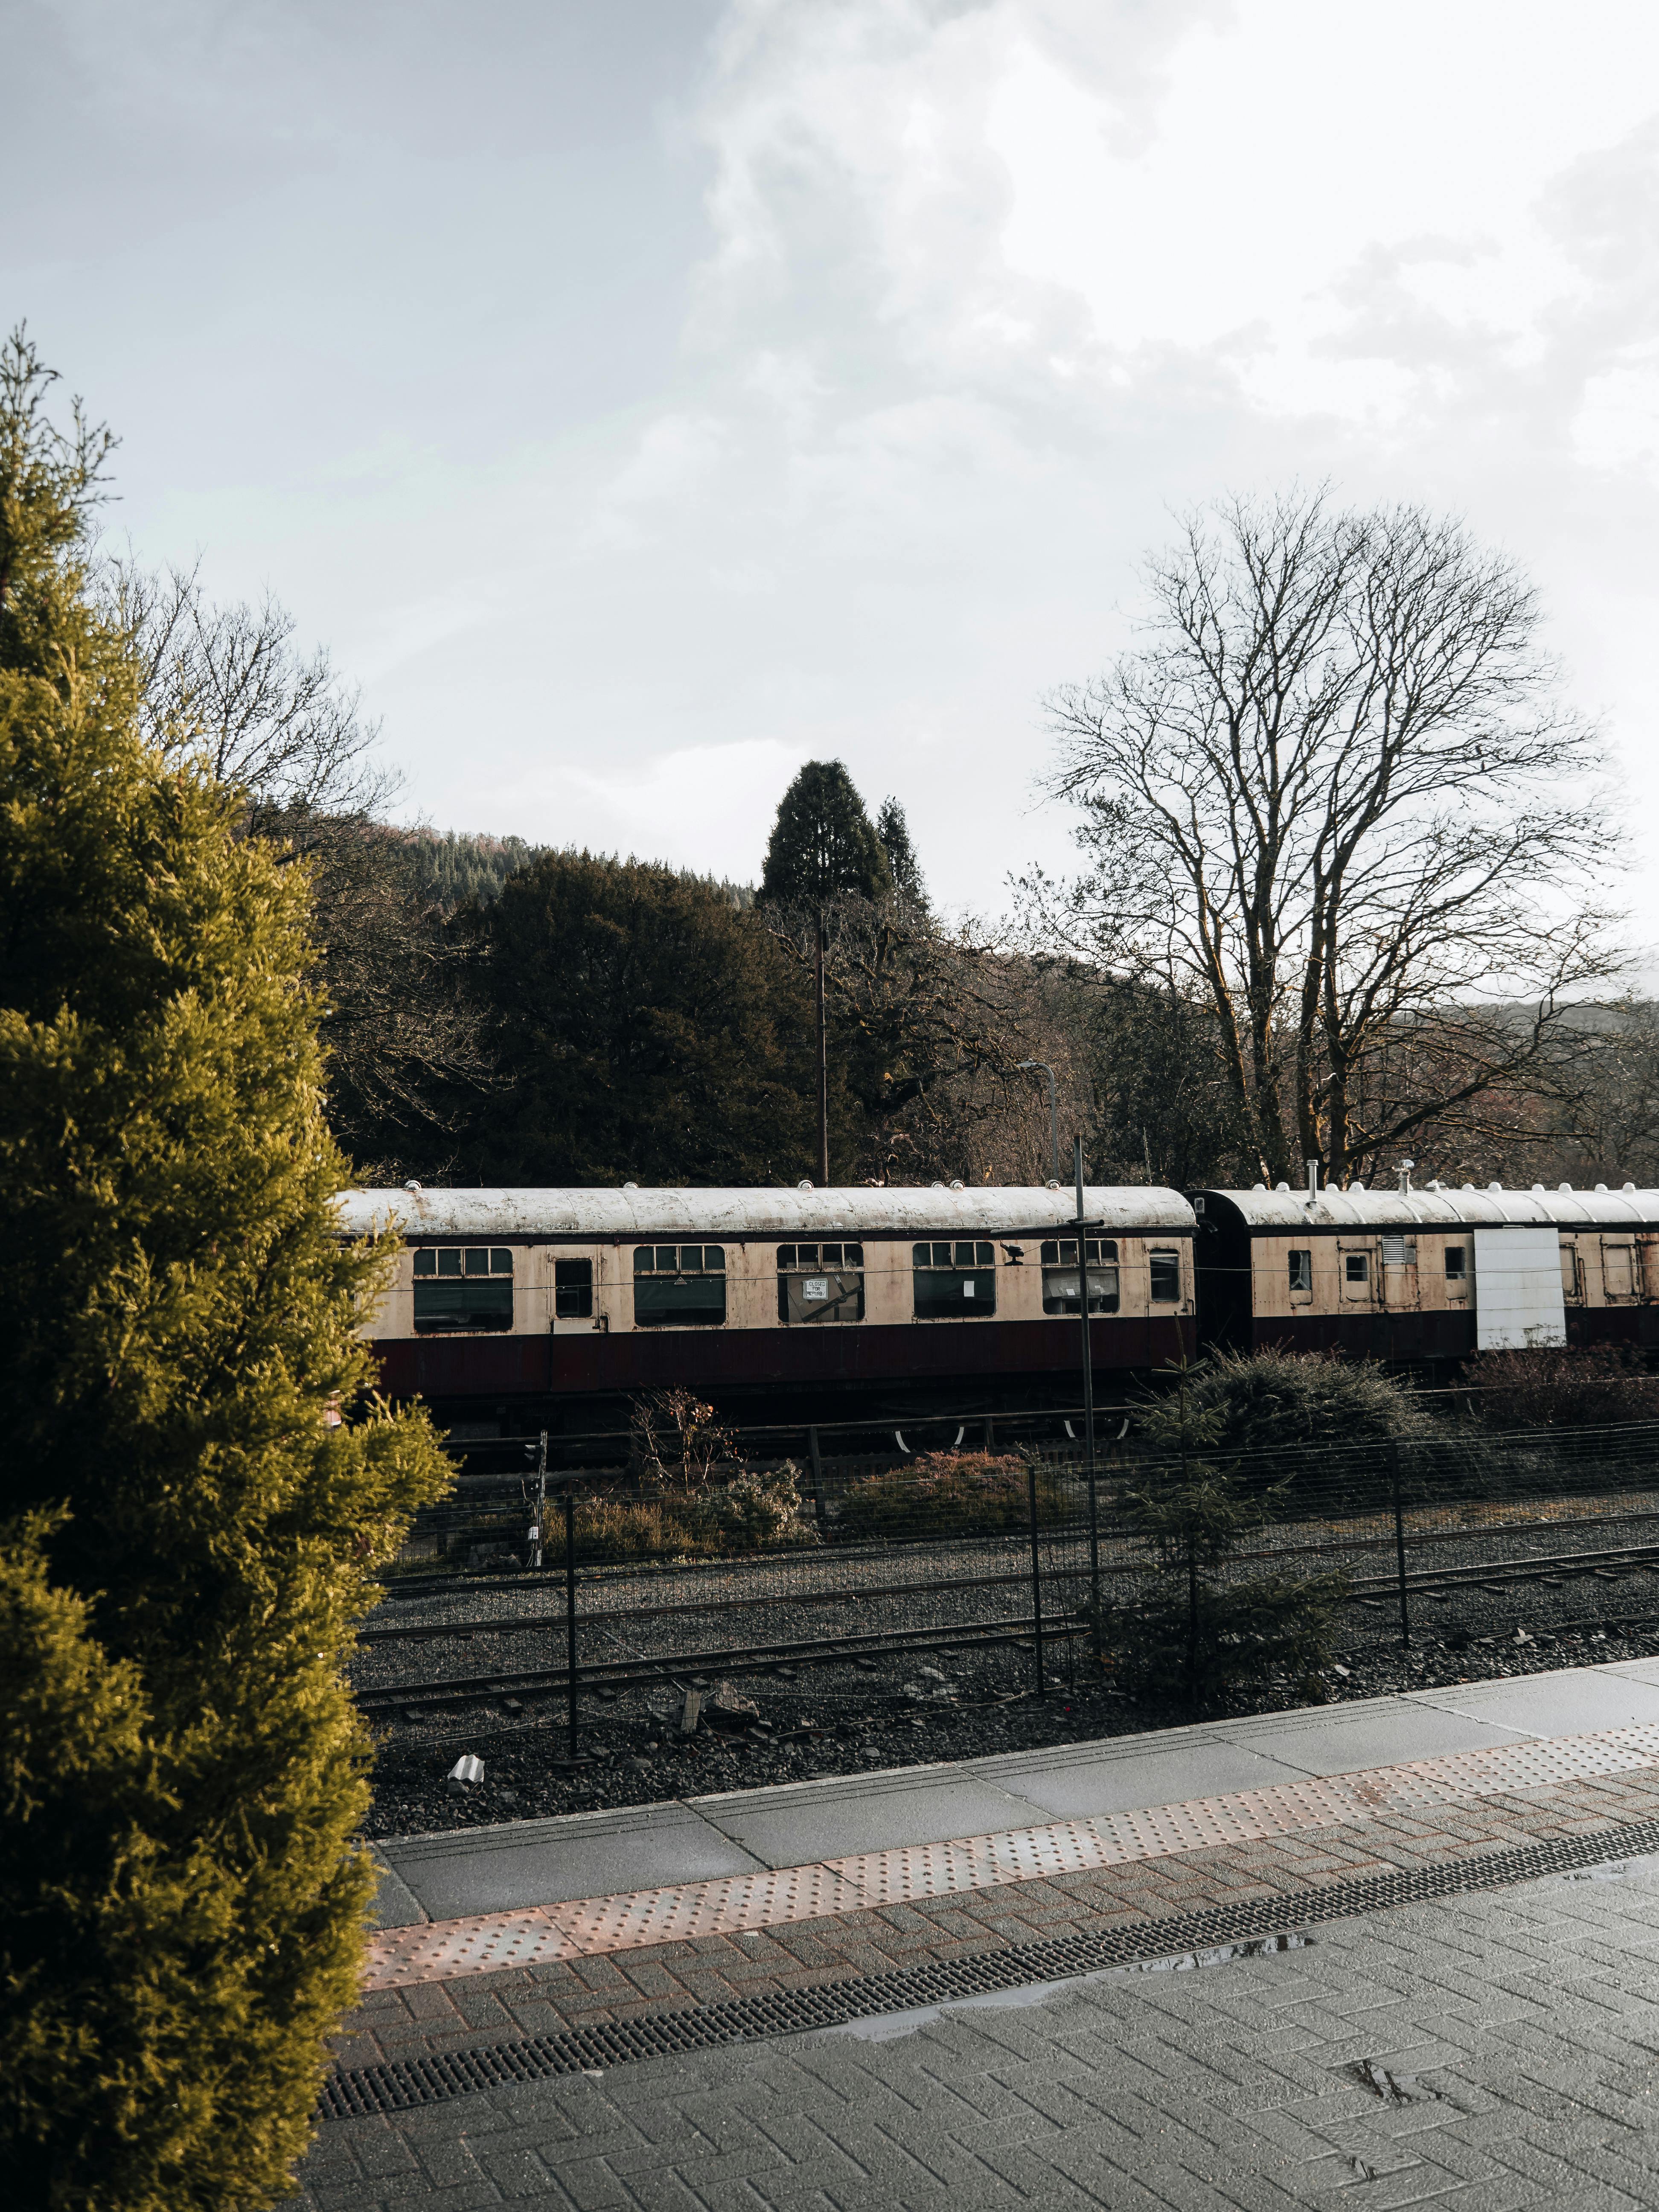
left=1569, top=1309, right=1659, bottom=1350
left=1249, top=1311, right=1477, bottom=1362
left=367, top=1315, right=1196, bottom=1406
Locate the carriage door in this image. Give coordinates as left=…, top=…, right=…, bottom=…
left=1380, top=1232, right=1419, bottom=1310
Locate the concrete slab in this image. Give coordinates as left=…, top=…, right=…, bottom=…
left=1220, top=1695, right=1529, bottom=1776
left=380, top=1801, right=764, bottom=1919
left=1409, top=1664, right=1659, bottom=1738
left=690, top=1767, right=1036, bottom=1869
left=1599, top=1656, right=1659, bottom=1689
left=966, top=1734, right=1303, bottom=1821
left=368, top=1853, right=428, bottom=1930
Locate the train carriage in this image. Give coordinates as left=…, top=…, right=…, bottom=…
left=1193, top=1177, right=1659, bottom=1365
left=338, top=1184, right=1199, bottom=1427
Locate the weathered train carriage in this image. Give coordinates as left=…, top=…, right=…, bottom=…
left=1193, top=1179, right=1659, bottom=1365
left=338, top=1185, right=1199, bottom=1426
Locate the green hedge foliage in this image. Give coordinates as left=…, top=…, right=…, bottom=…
left=0, top=331, right=451, bottom=2211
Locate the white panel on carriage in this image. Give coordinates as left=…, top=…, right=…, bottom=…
left=1472, top=1226, right=1567, bottom=1349
left=336, top=1185, right=1197, bottom=1241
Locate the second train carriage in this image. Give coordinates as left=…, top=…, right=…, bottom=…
left=1193, top=1177, right=1659, bottom=1365
left=338, top=1183, right=1200, bottom=1428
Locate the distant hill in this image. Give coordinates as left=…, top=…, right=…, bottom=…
left=405, top=829, right=754, bottom=914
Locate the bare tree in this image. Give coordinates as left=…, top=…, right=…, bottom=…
left=1042, top=489, right=1622, bottom=1187
left=98, top=556, right=494, bottom=1173
left=101, top=556, right=396, bottom=821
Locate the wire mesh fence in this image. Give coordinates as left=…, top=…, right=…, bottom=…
left=355, top=1418, right=1659, bottom=1747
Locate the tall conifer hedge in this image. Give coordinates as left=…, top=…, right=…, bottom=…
left=0, top=334, right=452, bottom=2206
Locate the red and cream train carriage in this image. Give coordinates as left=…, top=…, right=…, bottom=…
left=339, top=1184, right=1200, bottom=1426
left=1193, top=1178, right=1659, bottom=1365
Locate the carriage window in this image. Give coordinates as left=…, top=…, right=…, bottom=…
left=1381, top=1234, right=1417, bottom=1265
left=1445, top=1246, right=1466, bottom=1283
left=1345, top=1253, right=1369, bottom=1285
left=412, top=1246, right=513, bottom=1332
left=632, top=1245, right=727, bottom=1327
left=554, top=1257, right=593, bottom=1318
left=1605, top=1243, right=1637, bottom=1298
left=1149, top=1249, right=1182, bottom=1302
left=911, top=1240, right=996, bottom=1319
left=777, top=1243, right=866, bottom=1324
left=1039, top=1238, right=1119, bottom=1314
left=1288, top=1249, right=1312, bottom=1295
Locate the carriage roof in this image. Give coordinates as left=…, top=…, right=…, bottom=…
left=1199, top=1183, right=1659, bottom=1233
left=336, top=1185, right=1198, bottom=1243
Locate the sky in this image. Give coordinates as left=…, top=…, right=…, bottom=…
left=6, top=0, right=1659, bottom=937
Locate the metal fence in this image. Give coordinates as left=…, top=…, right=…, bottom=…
left=353, top=1418, right=1659, bottom=1753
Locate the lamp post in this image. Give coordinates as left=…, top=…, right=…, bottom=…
left=1017, top=1060, right=1059, bottom=1183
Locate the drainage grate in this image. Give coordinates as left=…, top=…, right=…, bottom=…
left=321, top=1816, right=1659, bottom=2121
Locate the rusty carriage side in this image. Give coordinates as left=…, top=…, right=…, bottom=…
left=1192, top=1174, right=1659, bottom=1370
left=335, top=1183, right=1201, bottom=1434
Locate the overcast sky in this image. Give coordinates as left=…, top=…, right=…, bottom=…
left=7, top=0, right=1659, bottom=936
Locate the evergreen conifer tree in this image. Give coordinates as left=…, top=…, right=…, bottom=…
left=1103, top=1367, right=1343, bottom=1709
left=759, top=759, right=891, bottom=905
left=875, top=794, right=926, bottom=905
left=0, top=329, right=451, bottom=2208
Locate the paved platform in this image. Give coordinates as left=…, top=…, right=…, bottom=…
left=370, top=1659, right=1659, bottom=1971
left=300, top=1848, right=1659, bottom=2210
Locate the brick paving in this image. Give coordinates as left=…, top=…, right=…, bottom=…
left=332, top=1765, right=1659, bottom=2072
left=296, top=1832, right=1659, bottom=2209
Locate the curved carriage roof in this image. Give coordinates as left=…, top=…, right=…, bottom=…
left=1197, top=1183, right=1659, bottom=1232
left=336, top=1185, right=1197, bottom=1242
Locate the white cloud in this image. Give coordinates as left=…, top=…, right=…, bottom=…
left=28, top=0, right=1659, bottom=935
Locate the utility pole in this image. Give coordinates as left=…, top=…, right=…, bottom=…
left=1075, top=1137, right=1100, bottom=1658
left=1019, top=1062, right=1060, bottom=1182
left=815, top=904, right=829, bottom=1186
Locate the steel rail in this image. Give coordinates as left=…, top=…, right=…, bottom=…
left=361, top=1510, right=1659, bottom=1636
left=355, top=1612, right=1080, bottom=1713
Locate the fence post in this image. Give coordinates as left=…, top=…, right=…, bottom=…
left=1027, top=1454, right=1046, bottom=1698
left=1389, top=1440, right=1410, bottom=1648
left=807, top=1425, right=827, bottom=1532
left=561, top=1482, right=582, bottom=1765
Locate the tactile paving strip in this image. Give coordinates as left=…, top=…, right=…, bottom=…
left=327, top=1813, right=1659, bottom=2118
left=363, top=1722, right=1659, bottom=1989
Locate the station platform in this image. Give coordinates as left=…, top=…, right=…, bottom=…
left=366, top=1657, right=1659, bottom=1978
left=301, top=1660, right=1659, bottom=2209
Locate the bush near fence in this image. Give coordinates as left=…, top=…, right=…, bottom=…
left=1461, top=1345, right=1659, bottom=1429
left=835, top=1452, right=1072, bottom=1542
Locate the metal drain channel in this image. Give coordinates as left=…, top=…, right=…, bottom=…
left=321, top=1815, right=1659, bottom=2122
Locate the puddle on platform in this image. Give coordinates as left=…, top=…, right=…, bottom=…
left=824, top=1930, right=1313, bottom=2043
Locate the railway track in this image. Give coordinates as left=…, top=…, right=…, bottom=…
left=352, top=1537, right=1659, bottom=1718
left=355, top=1612, right=1078, bottom=1715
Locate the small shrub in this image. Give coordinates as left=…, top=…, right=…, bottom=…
left=837, top=1452, right=1069, bottom=1542
left=1139, top=1348, right=1432, bottom=1463
left=693, top=1464, right=818, bottom=1551
left=1104, top=1391, right=1345, bottom=1710
left=570, top=1467, right=818, bottom=1562
left=573, top=1495, right=712, bottom=1563
left=1461, top=1345, right=1659, bottom=1429
left=628, top=1388, right=739, bottom=1490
